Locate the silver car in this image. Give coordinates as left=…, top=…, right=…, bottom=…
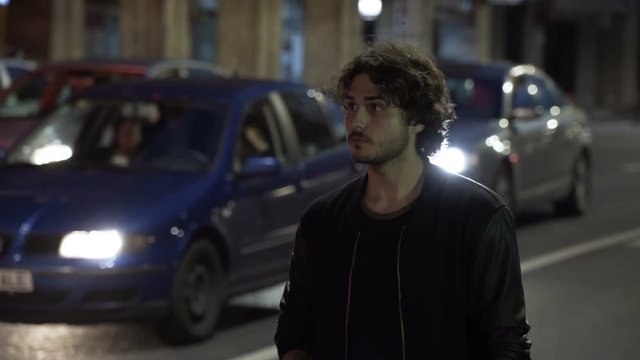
left=430, top=61, right=593, bottom=216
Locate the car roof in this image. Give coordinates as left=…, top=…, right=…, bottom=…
left=34, top=59, right=229, bottom=76
left=72, top=77, right=310, bottom=103
left=36, top=59, right=151, bottom=75
left=0, top=58, right=38, bottom=70
left=437, top=59, right=514, bottom=81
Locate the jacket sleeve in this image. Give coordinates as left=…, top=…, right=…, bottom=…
left=275, top=211, right=314, bottom=358
left=469, top=206, right=532, bottom=359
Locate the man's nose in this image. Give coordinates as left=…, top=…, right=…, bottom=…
left=351, top=107, right=368, bottom=131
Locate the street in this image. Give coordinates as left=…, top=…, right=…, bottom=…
left=1, top=117, right=639, bottom=360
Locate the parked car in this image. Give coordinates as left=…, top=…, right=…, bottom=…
left=0, top=59, right=229, bottom=150
left=0, top=77, right=356, bottom=343
left=0, top=58, right=37, bottom=90
left=430, top=61, right=593, bottom=216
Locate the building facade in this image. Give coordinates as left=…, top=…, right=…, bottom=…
left=1, top=0, right=638, bottom=112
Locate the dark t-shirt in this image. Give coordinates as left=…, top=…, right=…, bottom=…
left=347, top=198, right=416, bottom=359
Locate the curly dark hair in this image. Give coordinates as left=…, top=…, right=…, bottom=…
left=336, top=42, right=455, bottom=156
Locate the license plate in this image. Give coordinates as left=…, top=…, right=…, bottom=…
left=0, top=269, right=34, bottom=293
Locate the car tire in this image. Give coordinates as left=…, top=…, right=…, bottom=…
left=157, top=239, right=227, bottom=344
left=554, top=154, right=591, bottom=217
left=493, top=164, right=516, bottom=215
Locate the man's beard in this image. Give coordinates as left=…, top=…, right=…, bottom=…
left=350, top=130, right=410, bottom=165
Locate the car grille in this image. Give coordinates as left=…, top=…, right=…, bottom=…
left=23, top=234, right=62, bottom=255
left=0, top=233, right=12, bottom=257
left=81, top=288, right=139, bottom=304
left=0, top=289, right=70, bottom=306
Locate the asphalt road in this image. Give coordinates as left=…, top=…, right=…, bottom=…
left=0, top=118, right=639, bottom=360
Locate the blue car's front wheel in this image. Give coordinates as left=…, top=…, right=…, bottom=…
left=159, top=239, right=227, bottom=344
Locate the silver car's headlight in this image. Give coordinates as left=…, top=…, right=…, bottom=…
left=430, top=147, right=468, bottom=174
left=59, top=230, right=123, bottom=259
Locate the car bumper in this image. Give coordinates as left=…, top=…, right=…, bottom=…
left=0, top=264, right=172, bottom=324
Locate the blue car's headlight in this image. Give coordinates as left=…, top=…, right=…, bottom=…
left=430, top=147, right=467, bottom=174
left=59, top=230, right=123, bottom=259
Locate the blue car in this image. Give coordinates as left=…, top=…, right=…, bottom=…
left=0, top=78, right=358, bottom=342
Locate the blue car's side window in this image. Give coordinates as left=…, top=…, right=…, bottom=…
left=280, top=91, right=336, bottom=159
left=234, top=98, right=286, bottom=173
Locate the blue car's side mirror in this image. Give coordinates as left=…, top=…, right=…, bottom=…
left=0, top=147, right=6, bottom=162
left=240, top=156, right=279, bottom=177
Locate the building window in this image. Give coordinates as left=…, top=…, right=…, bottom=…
left=281, top=0, right=304, bottom=81
left=436, top=21, right=476, bottom=61
left=191, top=0, right=218, bottom=62
left=85, top=0, right=120, bottom=58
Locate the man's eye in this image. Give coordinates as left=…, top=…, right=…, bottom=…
left=367, top=103, right=385, bottom=112
left=342, top=103, right=358, bottom=112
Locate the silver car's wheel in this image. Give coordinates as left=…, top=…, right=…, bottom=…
left=554, top=155, right=591, bottom=216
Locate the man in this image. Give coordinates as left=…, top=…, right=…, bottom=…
left=275, top=42, right=531, bottom=359
left=109, top=119, right=142, bottom=167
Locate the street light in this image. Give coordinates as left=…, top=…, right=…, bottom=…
left=358, top=0, right=382, bottom=21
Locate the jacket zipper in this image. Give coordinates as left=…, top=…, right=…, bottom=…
left=344, top=232, right=361, bottom=360
left=397, top=225, right=407, bottom=360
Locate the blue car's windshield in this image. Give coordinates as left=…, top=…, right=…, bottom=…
left=446, top=77, right=502, bottom=119
left=5, top=99, right=228, bottom=172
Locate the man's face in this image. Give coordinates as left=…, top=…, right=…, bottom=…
left=342, top=73, right=421, bottom=165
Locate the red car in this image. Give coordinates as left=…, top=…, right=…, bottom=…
left=0, top=59, right=228, bottom=150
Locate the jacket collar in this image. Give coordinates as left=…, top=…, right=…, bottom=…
left=345, top=159, right=449, bottom=222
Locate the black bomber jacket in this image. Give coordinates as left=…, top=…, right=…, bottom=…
left=275, top=162, right=532, bottom=359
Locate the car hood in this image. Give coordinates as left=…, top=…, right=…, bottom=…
left=0, top=167, right=218, bottom=234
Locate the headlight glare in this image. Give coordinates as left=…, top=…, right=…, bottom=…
left=59, top=230, right=123, bottom=259
left=430, top=147, right=467, bottom=174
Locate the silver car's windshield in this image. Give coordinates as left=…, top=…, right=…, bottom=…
left=5, top=99, right=228, bottom=172
left=446, top=77, right=503, bottom=119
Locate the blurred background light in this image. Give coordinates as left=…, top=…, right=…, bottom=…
left=430, top=147, right=467, bottom=174
left=358, top=0, right=382, bottom=21
left=502, top=81, right=513, bottom=93
left=30, top=144, right=73, bottom=165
